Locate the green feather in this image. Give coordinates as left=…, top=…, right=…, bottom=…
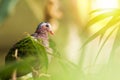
left=5, top=35, right=48, bottom=77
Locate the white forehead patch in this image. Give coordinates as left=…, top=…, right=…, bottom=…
left=41, top=22, right=51, bottom=28
left=37, top=22, right=52, bottom=30
left=41, top=23, right=47, bottom=26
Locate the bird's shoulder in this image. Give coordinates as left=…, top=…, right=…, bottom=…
left=13, top=36, right=42, bottom=48
left=7, top=36, right=44, bottom=56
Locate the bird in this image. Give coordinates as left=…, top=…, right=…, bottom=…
left=2, top=22, right=54, bottom=80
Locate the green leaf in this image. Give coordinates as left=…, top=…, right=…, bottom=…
left=109, top=27, right=120, bottom=62
left=90, top=8, right=120, bottom=14
left=4, top=35, right=49, bottom=79
left=94, top=27, right=117, bottom=64
left=0, top=57, right=36, bottom=79
left=81, top=16, right=120, bottom=49
left=0, top=0, right=19, bottom=24
left=84, top=9, right=120, bottom=31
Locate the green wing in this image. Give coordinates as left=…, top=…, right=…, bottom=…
left=5, top=35, right=48, bottom=76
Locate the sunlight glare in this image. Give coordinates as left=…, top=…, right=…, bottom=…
left=92, top=0, right=118, bottom=9
left=90, top=0, right=119, bottom=33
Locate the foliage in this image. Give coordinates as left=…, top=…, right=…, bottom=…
left=81, top=8, right=120, bottom=63
left=0, top=35, right=49, bottom=79
left=0, top=0, right=19, bottom=24
left=1, top=0, right=120, bottom=80
left=79, top=8, right=120, bottom=80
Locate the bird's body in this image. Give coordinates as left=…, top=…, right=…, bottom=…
left=5, top=36, right=48, bottom=76
left=3, top=22, right=54, bottom=80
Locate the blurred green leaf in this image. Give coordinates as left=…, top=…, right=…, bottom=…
left=94, top=27, right=117, bottom=64
left=81, top=9, right=120, bottom=69
left=0, top=57, right=35, bottom=79
left=81, top=9, right=120, bottom=49
left=90, top=8, right=120, bottom=14
left=0, top=0, right=19, bottom=24
left=86, top=9, right=120, bottom=29
left=109, top=27, right=120, bottom=62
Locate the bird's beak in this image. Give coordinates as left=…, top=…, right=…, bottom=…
left=49, top=30, right=54, bottom=35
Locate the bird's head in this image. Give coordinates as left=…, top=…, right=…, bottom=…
left=35, top=22, right=54, bottom=35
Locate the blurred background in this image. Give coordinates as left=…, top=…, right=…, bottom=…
left=0, top=0, right=120, bottom=80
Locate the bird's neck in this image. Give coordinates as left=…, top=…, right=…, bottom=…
left=31, top=32, right=49, bottom=47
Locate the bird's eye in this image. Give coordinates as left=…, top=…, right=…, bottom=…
left=46, top=24, right=49, bottom=27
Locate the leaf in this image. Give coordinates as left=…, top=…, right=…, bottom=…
left=81, top=16, right=120, bottom=49
left=90, top=8, right=120, bottom=14
left=49, top=38, right=60, bottom=57
left=109, top=27, right=120, bottom=62
left=86, top=11, right=120, bottom=28
left=4, top=35, right=49, bottom=79
left=29, top=36, right=49, bottom=70
left=94, top=27, right=117, bottom=64
left=0, top=57, right=36, bottom=79
left=0, top=0, right=19, bottom=24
